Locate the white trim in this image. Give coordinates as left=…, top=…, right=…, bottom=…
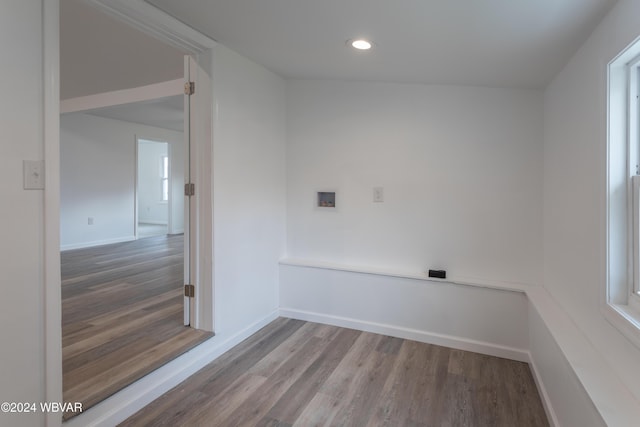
left=62, top=311, right=278, bottom=427
left=134, top=136, right=139, bottom=239
left=87, top=0, right=216, bottom=54
left=279, top=257, right=534, bottom=293
left=630, top=56, right=640, bottom=178
left=61, top=236, right=137, bottom=251
left=630, top=291, right=640, bottom=313
left=603, top=303, right=640, bottom=349
left=633, top=175, right=640, bottom=297
left=279, top=308, right=529, bottom=362
left=138, top=220, right=169, bottom=226
left=43, top=1, right=62, bottom=426
left=632, top=60, right=640, bottom=297
left=526, top=355, right=560, bottom=427
left=60, top=78, right=183, bottom=113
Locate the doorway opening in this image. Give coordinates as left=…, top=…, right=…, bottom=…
left=136, top=138, right=171, bottom=239
left=46, top=0, right=217, bottom=420
left=59, top=93, right=211, bottom=418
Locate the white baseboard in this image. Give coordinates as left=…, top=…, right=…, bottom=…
left=63, top=310, right=279, bottom=427
left=61, top=235, right=136, bottom=251
left=526, top=353, right=561, bottom=427
left=279, top=308, right=530, bottom=363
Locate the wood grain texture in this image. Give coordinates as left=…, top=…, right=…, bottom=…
left=121, top=319, right=549, bottom=427
left=61, top=235, right=212, bottom=419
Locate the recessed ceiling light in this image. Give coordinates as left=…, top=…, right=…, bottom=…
left=348, top=39, right=373, bottom=50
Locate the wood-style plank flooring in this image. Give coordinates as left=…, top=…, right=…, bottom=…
left=61, top=235, right=212, bottom=418
left=121, top=318, right=549, bottom=427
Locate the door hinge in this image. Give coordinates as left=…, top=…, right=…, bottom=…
left=184, top=81, right=195, bottom=95
left=184, top=183, right=195, bottom=196
left=184, top=284, right=195, bottom=297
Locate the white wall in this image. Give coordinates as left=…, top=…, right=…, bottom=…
left=137, top=140, right=169, bottom=225
left=211, top=44, right=287, bottom=335
left=0, top=1, right=47, bottom=426
left=60, top=113, right=183, bottom=249
left=286, top=80, right=543, bottom=286
left=543, top=0, right=640, bottom=407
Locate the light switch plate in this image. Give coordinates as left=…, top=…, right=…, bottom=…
left=373, top=186, right=384, bottom=202
left=23, top=160, right=44, bottom=190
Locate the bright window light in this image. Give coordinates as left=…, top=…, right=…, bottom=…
left=161, top=155, right=169, bottom=202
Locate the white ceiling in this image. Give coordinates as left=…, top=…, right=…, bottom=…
left=61, top=0, right=617, bottom=131
left=146, top=0, right=616, bottom=89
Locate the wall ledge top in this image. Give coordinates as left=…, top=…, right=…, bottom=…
left=279, top=257, right=535, bottom=294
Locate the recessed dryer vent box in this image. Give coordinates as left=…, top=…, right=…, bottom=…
left=317, top=191, right=336, bottom=209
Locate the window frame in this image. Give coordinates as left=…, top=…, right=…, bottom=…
left=605, top=36, right=640, bottom=349
left=632, top=176, right=640, bottom=310
left=630, top=58, right=640, bottom=310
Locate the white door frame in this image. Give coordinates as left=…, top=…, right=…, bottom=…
left=43, top=2, right=62, bottom=426
left=44, top=1, right=216, bottom=425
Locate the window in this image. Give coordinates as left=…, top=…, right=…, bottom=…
left=631, top=57, right=640, bottom=304
left=606, top=36, right=640, bottom=348
left=161, top=155, right=169, bottom=202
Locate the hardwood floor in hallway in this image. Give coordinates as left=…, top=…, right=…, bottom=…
left=61, top=235, right=212, bottom=419
left=121, top=318, right=549, bottom=427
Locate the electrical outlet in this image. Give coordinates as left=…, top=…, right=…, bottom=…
left=88, top=217, right=94, bottom=225
left=428, top=269, right=446, bottom=279
left=373, top=187, right=384, bottom=203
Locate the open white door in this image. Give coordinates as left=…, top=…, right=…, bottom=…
left=183, top=55, right=194, bottom=326
left=182, top=52, right=214, bottom=331
left=184, top=52, right=214, bottom=332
